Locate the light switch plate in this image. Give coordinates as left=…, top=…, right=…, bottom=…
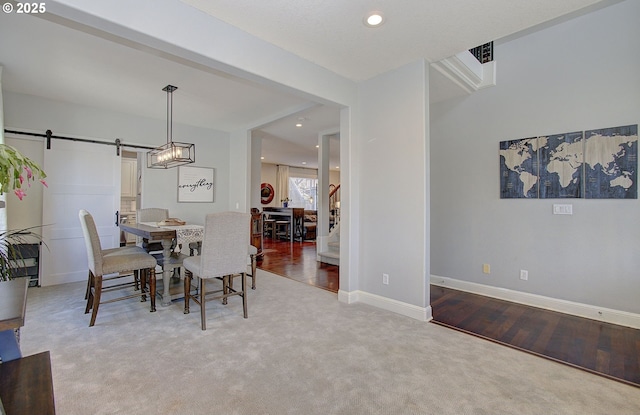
left=553, top=204, right=573, bottom=215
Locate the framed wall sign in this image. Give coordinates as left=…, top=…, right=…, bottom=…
left=177, top=166, right=215, bottom=202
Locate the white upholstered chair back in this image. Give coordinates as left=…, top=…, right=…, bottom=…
left=137, top=208, right=169, bottom=223
left=78, top=209, right=104, bottom=277
left=198, top=212, right=250, bottom=279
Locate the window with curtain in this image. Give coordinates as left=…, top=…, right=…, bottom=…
left=288, top=177, right=317, bottom=210
left=287, top=167, right=317, bottom=210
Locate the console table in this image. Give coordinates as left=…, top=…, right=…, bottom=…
left=263, top=207, right=304, bottom=242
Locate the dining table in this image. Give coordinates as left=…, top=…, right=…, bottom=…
left=118, top=221, right=204, bottom=306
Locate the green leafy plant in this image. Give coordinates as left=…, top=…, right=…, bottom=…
left=0, top=143, right=47, bottom=200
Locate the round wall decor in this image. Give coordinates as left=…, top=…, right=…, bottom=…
left=261, top=183, right=274, bottom=204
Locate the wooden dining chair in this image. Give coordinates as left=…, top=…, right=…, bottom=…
left=183, top=212, right=250, bottom=330
left=79, top=210, right=159, bottom=327
left=84, top=245, right=145, bottom=300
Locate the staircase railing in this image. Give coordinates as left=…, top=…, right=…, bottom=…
left=469, top=42, right=493, bottom=64
left=329, top=184, right=340, bottom=231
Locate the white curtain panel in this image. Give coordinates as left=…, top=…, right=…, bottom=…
left=276, top=164, right=289, bottom=206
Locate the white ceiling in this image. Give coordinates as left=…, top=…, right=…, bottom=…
left=180, top=0, right=608, bottom=82
left=0, top=0, right=614, bottom=170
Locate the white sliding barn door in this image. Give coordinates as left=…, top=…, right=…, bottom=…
left=41, top=140, right=121, bottom=286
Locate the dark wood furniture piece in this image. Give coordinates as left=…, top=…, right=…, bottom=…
left=0, top=278, right=29, bottom=362
left=303, top=210, right=317, bottom=240
left=250, top=208, right=262, bottom=254
left=0, top=351, right=56, bottom=414
left=263, top=207, right=304, bottom=242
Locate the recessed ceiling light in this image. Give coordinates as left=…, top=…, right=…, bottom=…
left=364, top=11, right=385, bottom=27
left=315, top=145, right=319, bottom=148
left=302, top=161, right=307, bottom=165
left=296, top=123, right=303, bottom=127
left=260, top=156, right=264, bottom=160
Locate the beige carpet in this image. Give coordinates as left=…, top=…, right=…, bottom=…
left=20, top=270, right=640, bottom=415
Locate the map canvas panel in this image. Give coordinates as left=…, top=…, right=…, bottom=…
left=499, top=137, right=540, bottom=199
left=539, top=131, right=584, bottom=198
left=584, top=124, right=638, bottom=199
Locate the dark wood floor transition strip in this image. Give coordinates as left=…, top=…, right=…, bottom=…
left=430, top=285, right=640, bottom=388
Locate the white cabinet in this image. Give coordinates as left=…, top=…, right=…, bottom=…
left=121, top=158, right=137, bottom=198
left=125, top=214, right=137, bottom=244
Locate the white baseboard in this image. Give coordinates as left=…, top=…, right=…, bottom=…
left=430, top=275, right=640, bottom=329
left=40, top=270, right=86, bottom=287
left=338, top=289, right=432, bottom=322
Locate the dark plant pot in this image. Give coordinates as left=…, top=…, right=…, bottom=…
left=283, top=202, right=288, bottom=207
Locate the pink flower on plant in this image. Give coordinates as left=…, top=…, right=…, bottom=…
left=24, top=165, right=32, bottom=179
left=40, top=180, right=48, bottom=188
left=19, top=175, right=24, bottom=184
left=14, top=188, right=26, bottom=200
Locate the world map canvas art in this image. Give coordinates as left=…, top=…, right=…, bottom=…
left=499, top=124, right=637, bottom=199
left=584, top=125, right=638, bottom=199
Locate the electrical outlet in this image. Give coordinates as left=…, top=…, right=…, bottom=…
left=382, top=273, right=389, bottom=285
left=520, top=270, right=528, bottom=280
left=483, top=264, right=490, bottom=274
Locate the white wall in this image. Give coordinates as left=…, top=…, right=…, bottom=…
left=356, top=61, right=430, bottom=314
left=430, top=0, right=640, bottom=314
left=4, top=92, right=231, bottom=227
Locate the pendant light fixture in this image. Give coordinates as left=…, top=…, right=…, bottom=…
left=147, top=85, right=195, bottom=169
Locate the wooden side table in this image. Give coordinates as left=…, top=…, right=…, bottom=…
left=0, top=351, right=56, bottom=414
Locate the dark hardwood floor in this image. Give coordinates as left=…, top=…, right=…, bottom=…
left=258, top=238, right=339, bottom=293
left=431, top=285, right=640, bottom=387
left=257, top=238, right=639, bottom=387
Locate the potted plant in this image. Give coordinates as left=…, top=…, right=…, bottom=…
left=0, top=143, right=47, bottom=281
left=0, top=143, right=47, bottom=200
left=281, top=197, right=290, bottom=207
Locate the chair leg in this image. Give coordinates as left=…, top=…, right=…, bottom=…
left=140, top=269, right=147, bottom=302
left=250, top=254, right=257, bottom=290
left=184, top=270, right=192, bottom=314
left=200, top=277, right=206, bottom=330
left=85, top=271, right=95, bottom=314
left=134, top=270, right=140, bottom=291
left=89, top=275, right=103, bottom=327
left=241, top=272, right=248, bottom=318
left=149, top=268, right=156, bottom=313
left=222, top=275, right=229, bottom=305
left=84, top=271, right=91, bottom=300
